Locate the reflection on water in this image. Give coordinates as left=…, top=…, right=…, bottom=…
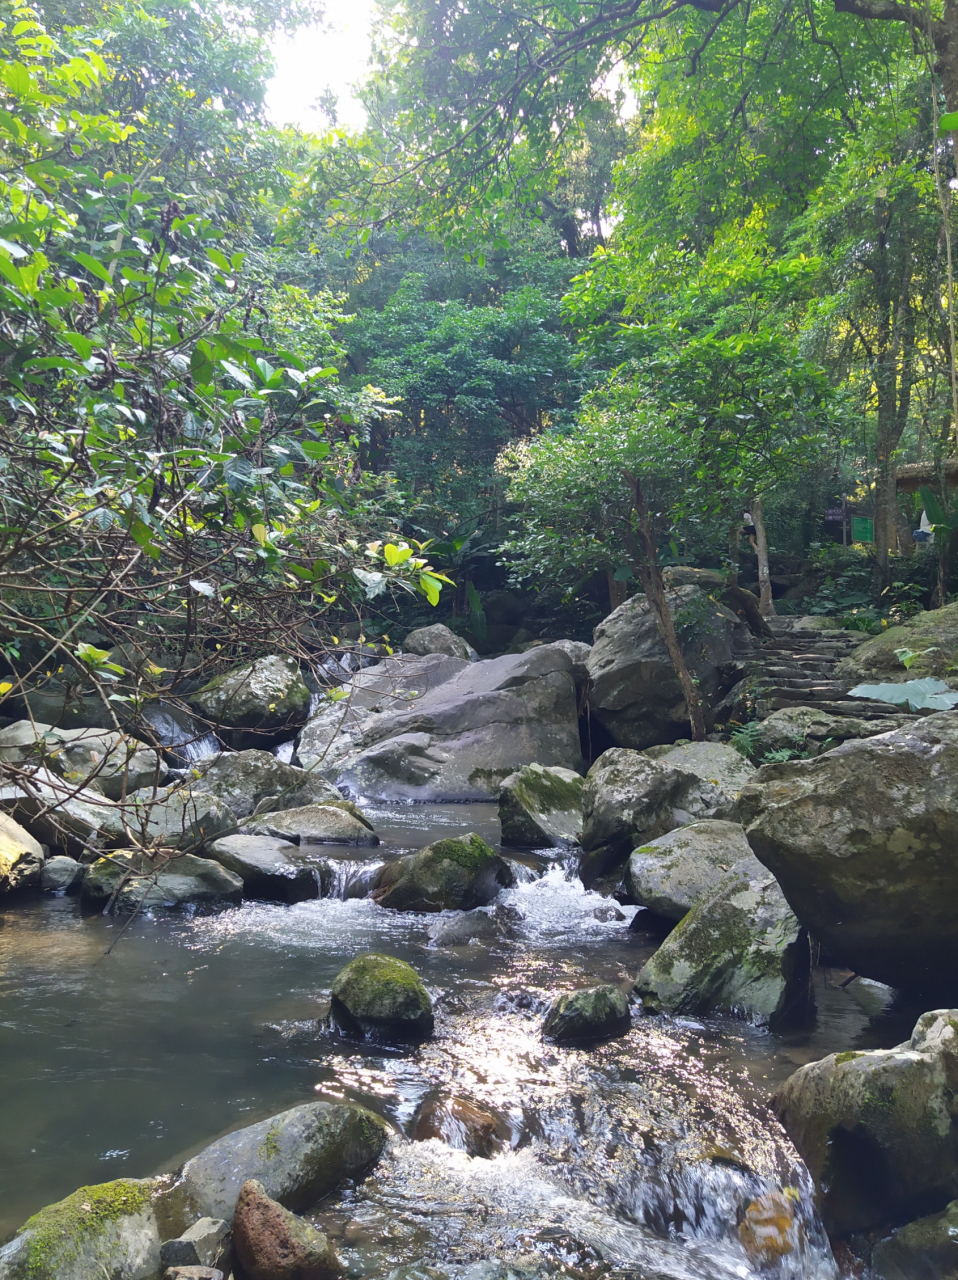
left=0, top=803, right=907, bottom=1275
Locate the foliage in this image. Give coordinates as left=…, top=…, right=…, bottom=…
left=848, top=677, right=958, bottom=712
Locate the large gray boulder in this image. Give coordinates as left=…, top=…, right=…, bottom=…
left=578, top=748, right=738, bottom=884
left=330, top=647, right=582, bottom=802
left=643, top=740, right=756, bottom=800
left=0, top=721, right=166, bottom=799
left=498, top=764, right=583, bottom=847
left=40, top=855, right=85, bottom=893
left=297, top=653, right=467, bottom=777
left=625, top=820, right=755, bottom=921
left=189, top=750, right=343, bottom=819
left=633, top=859, right=809, bottom=1026
left=738, top=711, right=958, bottom=991
left=370, top=833, right=513, bottom=912
left=0, top=812, right=44, bottom=894
left=190, top=655, right=310, bottom=749
left=120, top=785, right=236, bottom=852
left=773, top=1009, right=958, bottom=1236
left=82, top=849, right=243, bottom=911
left=833, top=600, right=958, bottom=685
left=330, top=952, right=434, bottom=1042
left=0, top=767, right=128, bottom=857
left=742, top=705, right=913, bottom=761
left=242, top=803, right=377, bottom=846
left=0, top=1177, right=165, bottom=1280
left=586, top=586, right=750, bottom=749
left=178, top=1100, right=390, bottom=1221
left=205, top=835, right=319, bottom=903
left=402, top=623, right=477, bottom=662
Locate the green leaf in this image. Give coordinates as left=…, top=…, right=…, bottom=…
left=251, top=523, right=268, bottom=545
left=419, top=572, right=443, bottom=605
left=849, top=678, right=958, bottom=713
left=71, top=251, right=113, bottom=285
left=301, top=440, right=330, bottom=461
left=384, top=543, right=412, bottom=566
left=938, top=111, right=958, bottom=136
left=63, top=332, right=94, bottom=360
left=221, top=359, right=253, bottom=389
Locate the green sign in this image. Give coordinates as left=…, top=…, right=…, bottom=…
left=851, top=516, right=874, bottom=544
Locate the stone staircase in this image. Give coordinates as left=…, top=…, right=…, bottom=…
left=751, top=619, right=915, bottom=720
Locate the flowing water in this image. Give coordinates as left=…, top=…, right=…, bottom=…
left=0, top=804, right=918, bottom=1276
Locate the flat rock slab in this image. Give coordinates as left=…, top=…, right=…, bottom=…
left=206, top=835, right=318, bottom=902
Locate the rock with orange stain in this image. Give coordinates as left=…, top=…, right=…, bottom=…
left=738, top=1190, right=800, bottom=1263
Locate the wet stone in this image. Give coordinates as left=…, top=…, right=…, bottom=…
left=542, top=984, right=631, bottom=1045
left=232, top=1178, right=343, bottom=1280
left=330, top=952, right=434, bottom=1043
left=159, top=1217, right=229, bottom=1269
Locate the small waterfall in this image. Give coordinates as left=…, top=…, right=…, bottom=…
left=136, top=701, right=221, bottom=767
left=317, top=858, right=384, bottom=900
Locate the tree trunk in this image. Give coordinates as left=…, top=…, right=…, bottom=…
left=622, top=470, right=706, bottom=741
left=727, top=526, right=740, bottom=587
left=751, top=497, right=776, bottom=617
left=605, top=570, right=628, bottom=614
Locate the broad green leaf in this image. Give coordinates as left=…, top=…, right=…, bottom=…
left=384, top=543, right=412, bottom=566
left=938, top=111, right=958, bottom=136
left=251, top=523, right=268, bottom=545
left=71, top=251, right=113, bottom=285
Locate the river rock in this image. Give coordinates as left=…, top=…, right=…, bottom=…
left=243, top=803, right=377, bottom=846
left=586, top=586, right=750, bottom=750
left=189, top=751, right=343, bottom=819
left=643, top=741, right=756, bottom=803
left=633, top=860, right=809, bottom=1026
left=178, top=1100, right=390, bottom=1221
left=579, top=749, right=738, bottom=884
left=119, top=785, right=236, bottom=852
left=0, top=811, right=44, bottom=893
left=542, top=985, right=631, bottom=1044
left=326, top=647, right=581, bottom=802
left=297, top=653, right=467, bottom=777
left=159, top=1218, right=229, bottom=1269
left=411, top=1097, right=506, bottom=1156
left=370, top=834, right=513, bottom=912
left=82, top=850, right=243, bottom=911
left=0, top=767, right=129, bottom=857
left=205, top=835, right=318, bottom=903
left=427, top=908, right=503, bottom=947
left=189, top=656, right=310, bottom=750
left=872, top=1199, right=958, bottom=1279
left=402, top=623, right=477, bottom=662
left=40, top=854, right=85, bottom=893
left=330, top=952, right=434, bottom=1042
left=738, top=711, right=958, bottom=991
left=50, top=727, right=167, bottom=800
left=539, top=640, right=592, bottom=693
left=498, top=764, right=584, bottom=847
left=773, top=1009, right=958, bottom=1236
left=624, top=820, right=755, bottom=921
left=232, top=1179, right=342, bottom=1280
left=834, top=600, right=958, bottom=684
left=0, top=1177, right=164, bottom=1280
left=742, top=706, right=912, bottom=760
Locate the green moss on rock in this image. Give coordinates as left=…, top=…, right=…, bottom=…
left=20, top=1178, right=154, bottom=1277
left=331, top=952, right=433, bottom=1042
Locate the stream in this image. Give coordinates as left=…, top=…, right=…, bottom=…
left=0, top=804, right=921, bottom=1277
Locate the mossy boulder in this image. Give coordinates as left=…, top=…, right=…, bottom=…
left=773, top=1010, right=958, bottom=1237
left=189, top=750, right=344, bottom=820
left=542, top=985, right=631, bottom=1045
left=633, top=861, right=809, bottom=1027
left=642, top=740, right=756, bottom=801
left=0, top=811, right=44, bottom=894
left=625, top=820, right=756, bottom=921
left=833, top=601, right=958, bottom=685
left=81, top=850, right=243, bottom=912
left=742, top=705, right=912, bottom=759
left=190, top=655, right=310, bottom=749
left=243, top=802, right=377, bottom=846
left=178, top=1100, right=390, bottom=1222
left=370, top=833, right=513, bottom=912
left=872, top=1198, right=958, bottom=1279
left=738, top=711, right=958, bottom=991
left=498, top=763, right=584, bottom=847
left=330, top=952, right=434, bottom=1042
left=0, top=1177, right=163, bottom=1279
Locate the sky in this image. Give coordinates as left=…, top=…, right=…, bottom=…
left=265, top=0, right=375, bottom=134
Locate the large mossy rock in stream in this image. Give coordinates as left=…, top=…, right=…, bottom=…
left=82, top=850, right=243, bottom=911
left=205, top=834, right=319, bottom=903
left=579, top=748, right=741, bottom=885
left=738, top=711, right=958, bottom=992
left=243, top=802, right=377, bottom=846
left=189, top=655, right=310, bottom=750
left=833, top=600, right=958, bottom=685
left=773, top=1009, right=958, bottom=1237
left=233, top=1179, right=343, bottom=1280
left=872, top=1199, right=958, bottom=1279
left=624, top=820, right=755, bottom=921
left=315, top=647, right=581, bottom=802
left=402, top=623, right=477, bottom=662
left=189, top=750, right=344, bottom=819
left=370, top=833, right=513, bottom=912
left=0, top=1177, right=165, bottom=1280
left=498, top=763, right=584, bottom=847
left=586, top=586, right=751, bottom=750
left=633, top=859, right=809, bottom=1026
left=0, top=811, right=44, bottom=893
left=542, top=985, right=631, bottom=1045
left=330, top=952, right=434, bottom=1042
left=178, top=1100, right=390, bottom=1221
